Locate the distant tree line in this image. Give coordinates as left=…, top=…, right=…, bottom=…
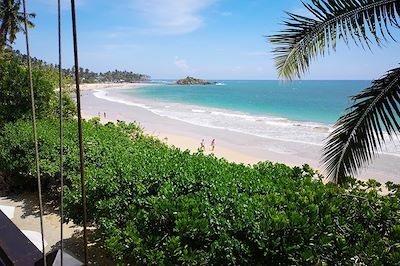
left=10, top=49, right=151, bottom=83
left=65, top=68, right=151, bottom=84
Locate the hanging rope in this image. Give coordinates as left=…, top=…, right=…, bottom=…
left=57, top=0, right=64, bottom=264
left=70, top=0, right=89, bottom=264
left=22, top=0, right=47, bottom=265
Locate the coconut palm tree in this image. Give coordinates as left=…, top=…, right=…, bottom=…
left=269, top=0, right=400, bottom=185
left=0, top=0, right=35, bottom=51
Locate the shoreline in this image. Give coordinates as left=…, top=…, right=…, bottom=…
left=80, top=83, right=400, bottom=184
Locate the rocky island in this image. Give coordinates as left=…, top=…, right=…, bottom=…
left=176, top=76, right=216, bottom=85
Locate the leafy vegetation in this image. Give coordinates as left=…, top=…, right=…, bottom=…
left=269, top=0, right=400, bottom=184
left=9, top=49, right=73, bottom=87
left=0, top=0, right=35, bottom=51
left=71, top=68, right=151, bottom=84
left=0, top=57, right=76, bottom=126
left=0, top=119, right=399, bottom=265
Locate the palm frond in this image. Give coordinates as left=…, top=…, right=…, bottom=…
left=322, top=66, right=400, bottom=184
left=268, top=0, right=400, bottom=79
left=0, top=0, right=35, bottom=50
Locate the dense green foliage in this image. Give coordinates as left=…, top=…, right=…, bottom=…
left=0, top=119, right=141, bottom=187
left=72, top=68, right=151, bottom=84
left=0, top=119, right=399, bottom=265
left=0, top=58, right=75, bottom=126
left=9, top=49, right=73, bottom=87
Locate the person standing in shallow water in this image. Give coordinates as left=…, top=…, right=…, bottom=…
left=211, top=139, right=215, bottom=151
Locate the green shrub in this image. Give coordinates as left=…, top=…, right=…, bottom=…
left=0, top=119, right=141, bottom=188
left=0, top=58, right=76, bottom=126
left=0, top=119, right=399, bottom=265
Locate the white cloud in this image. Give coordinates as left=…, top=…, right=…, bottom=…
left=174, top=57, right=191, bottom=72
left=130, top=0, right=216, bottom=35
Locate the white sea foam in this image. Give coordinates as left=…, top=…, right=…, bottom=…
left=93, top=90, right=400, bottom=156
left=192, top=109, right=207, bottom=113
left=93, top=90, right=150, bottom=110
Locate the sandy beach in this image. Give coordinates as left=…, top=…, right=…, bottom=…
left=80, top=82, right=155, bottom=91
left=80, top=83, right=400, bottom=184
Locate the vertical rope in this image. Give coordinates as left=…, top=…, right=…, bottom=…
left=57, top=0, right=64, bottom=264
left=70, top=0, right=89, bottom=264
left=22, top=0, right=47, bottom=265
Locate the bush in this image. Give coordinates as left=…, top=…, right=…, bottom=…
left=0, top=58, right=76, bottom=126
left=0, top=119, right=399, bottom=265
left=0, top=119, right=141, bottom=188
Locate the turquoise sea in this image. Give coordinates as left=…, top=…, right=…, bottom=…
left=124, top=80, right=370, bottom=124
left=94, top=80, right=399, bottom=155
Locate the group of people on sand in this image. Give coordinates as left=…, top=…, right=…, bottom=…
left=200, top=138, right=215, bottom=152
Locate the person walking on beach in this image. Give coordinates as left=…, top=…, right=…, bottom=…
left=104, top=112, right=107, bottom=118
left=200, top=139, right=205, bottom=151
left=211, top=139, right=215, bottom=151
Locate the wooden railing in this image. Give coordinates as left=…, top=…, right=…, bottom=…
left=0, top=210, right=42, bottom=266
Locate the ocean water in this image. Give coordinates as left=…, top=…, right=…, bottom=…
left=94, top=80, right=400, bottom=156
left=125, top=80, right=370, bottom=124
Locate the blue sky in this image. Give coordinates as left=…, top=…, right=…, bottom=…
left=14, top=0, right=400, bottom=80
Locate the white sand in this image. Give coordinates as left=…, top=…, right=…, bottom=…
left=80, top=83, right=400, bottom=184
left=80, top=82, right=154, bottom=91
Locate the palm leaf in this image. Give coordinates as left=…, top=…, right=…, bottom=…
left=0, top=0, right=35, bottom=50
left=268, top=0, right=400, bottom=79
left=322, top=66, right=400, bottom=184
